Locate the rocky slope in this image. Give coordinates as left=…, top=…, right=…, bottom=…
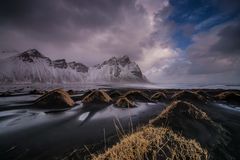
left=88, top=55, right=146, bottom=82
left=0, top=49, right=147, bottom=83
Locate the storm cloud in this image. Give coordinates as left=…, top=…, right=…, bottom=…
left=0, top=0, right=154, bottom=64
left=210, top=22, right=240, bottom=54
left=0, top=0, right=240, bottom=83
left=148, top=20, right=240, bottom=83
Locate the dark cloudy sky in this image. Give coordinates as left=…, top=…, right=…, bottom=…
left=0, top=0, right=240, bottom=83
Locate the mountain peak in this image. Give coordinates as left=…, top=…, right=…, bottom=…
left=100, top=55, right=131, bottom=67
left=52, top=59, right=67, bottom=69
left=17, top=49, right=49, bottom=63
left=68, top=61, right=88, bottom=73
left=19, top=49, right=45, bottom=58
left=0, top=49, right=147, bottom=83
left=118, top=55, right=131, bottom=67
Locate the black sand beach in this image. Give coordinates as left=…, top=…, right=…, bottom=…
left=0, top=87, right=240, bottom=160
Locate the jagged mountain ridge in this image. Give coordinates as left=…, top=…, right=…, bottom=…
left=0, top=49, right=147, bottom=83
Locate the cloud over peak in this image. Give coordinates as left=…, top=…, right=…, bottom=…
left=0, top=0, right=240, bottom=84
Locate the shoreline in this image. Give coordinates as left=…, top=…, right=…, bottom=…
left=0, top=88, right=240, bottom=159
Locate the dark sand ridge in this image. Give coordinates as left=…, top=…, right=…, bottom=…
left=115, top=97, right=135, bottom=108
left=33, top=89, right=75, bottom=108
left=1, top=88, right=240, bottom=160
left=0, top=89, right=75, bottom=112
left=91, top=98, right=233, bottom=160
left=150, top=91, right=168, bottom=102
left=150, top=101, right=232, bottom=160
left=82, top=90, right=112, bottom=104
left=194, top=90, right=210, bottom=99
left=214, top=91, right=240, bottom=104
left=61, top=89, right=240, bottom=160
left=122, top=90, right=151, bottom=102
left=0, top=94, right=166, bottom=160
left=108, top=90, right=122, bottom=100
left=171, top=90, right=207, bottom=103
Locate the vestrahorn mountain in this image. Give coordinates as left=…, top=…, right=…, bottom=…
left=0, top=49, right=147, bottom=83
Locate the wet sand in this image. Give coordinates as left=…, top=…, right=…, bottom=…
left=0, top=88, right=240, bottom=160
left=0, top=94, right=165, bottom=160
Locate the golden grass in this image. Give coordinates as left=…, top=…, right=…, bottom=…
left=123, top=90, right=150, bottom=101
left=150, top=92, right=168, bottom=101
left=194, top=90, right=209, bottom=98
left=109, top=90, right=122, bottom=99
left=215, top=91, right=240, bottom=103
left=149, top=101, right=231, bottom=159
left=82, top=90, right=112, bottom=104
left=171, top=90, right=206, bottom=102
left=33, top=88, right=75, bottom=107
left=92, top=126, right=208, bottom=160
left=156, top=100, right=209, bottom=121
left=115, top=97, right=135, bottom=108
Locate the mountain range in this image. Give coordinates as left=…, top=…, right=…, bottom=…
left=0, top=49, right=147, bottom=83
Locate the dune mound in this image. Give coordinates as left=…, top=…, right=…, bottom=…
left=93, top=126, right=208, bottom=160
left=150, top=92, right=167, bottom=101
left=150, top=101, right=231, bottom=159
left=109, top=90, right=122, bottom=100
left=194, top=90, right=210, bottom=98
left=82, top=90, right=112, bottom=104
left=123, top=90, right=150, bottom=102
left=33, top=89, right=75, bottom=108
left=215, top=91, right=240, bottom=104
left=115, top=97, right=135, bottom=108
left=171, top=90, right=206, bottom=103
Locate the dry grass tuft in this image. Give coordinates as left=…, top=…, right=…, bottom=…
left=171, top=90, right=206, bottom=103
left=33, top=88, right=75, bottom=107
left=82, top=90, right=112, bottom=104
left=150, top=101, right=231, bottom=159
left=194, top=90, right=209, bottom=99
left=109, top=90, right=122, bottom=100
left=152, top=101, right=210, bottom=122
left=123, top=90, right=151, bottom=102
left=115, top=97, right=135, bottom=108
left=150, top=92, right=168, bottom=102
left=93, top=126, right=208, bottom=160
left=215, top=91, right=240, bottom=104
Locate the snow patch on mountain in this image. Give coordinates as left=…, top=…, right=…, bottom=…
left=0, top=49, right=147, bottom=84
left=87, top=56, right=145, bottom=82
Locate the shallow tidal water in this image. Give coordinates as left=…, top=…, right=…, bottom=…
left=1, top=84, right=240, bottom=160
left=0, top=94, right=165, bottom=160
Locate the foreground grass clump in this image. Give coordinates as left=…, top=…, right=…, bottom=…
left=150, top=101, right=231, bottom=160
left=93, top=126, right=208, bottom=160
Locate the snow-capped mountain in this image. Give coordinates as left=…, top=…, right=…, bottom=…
left=0, top=49, right=147, bottom=83
left=88, top=56, right=145, bottom=82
